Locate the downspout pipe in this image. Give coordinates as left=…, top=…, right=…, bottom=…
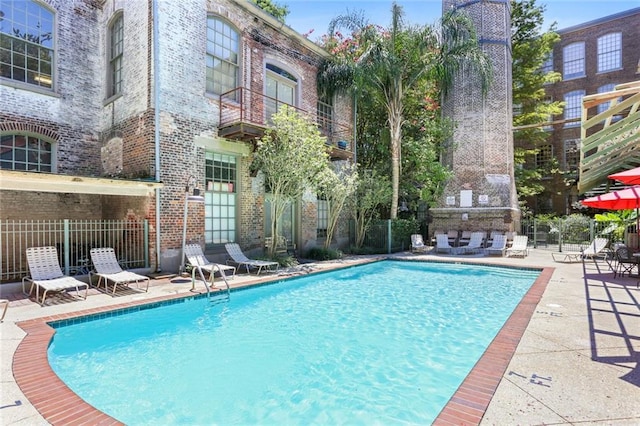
left=152, top=0, right=162, bottom=271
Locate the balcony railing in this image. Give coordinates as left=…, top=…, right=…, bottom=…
left=218, top=87, right=353, bottom=160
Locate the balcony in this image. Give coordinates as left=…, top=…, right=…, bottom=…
left=218, top=87, right=353, bottom=160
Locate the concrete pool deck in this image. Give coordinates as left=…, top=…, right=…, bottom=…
left=1, top=249, right=639, bottom=425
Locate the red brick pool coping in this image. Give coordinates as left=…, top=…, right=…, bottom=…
left=14, top=264, right=554, bottom=425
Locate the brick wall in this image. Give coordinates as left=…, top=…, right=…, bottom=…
left=539, top=9, right=640, bottom=214
left=434, top=0, right=520, bottom=233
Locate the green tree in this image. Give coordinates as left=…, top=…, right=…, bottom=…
left=250, top=0, right=289, bottom=23
left=511, top=0, right=563, bottom=206
left=318, top=3, right=491, bottom=218
left=252, top=106, right=329, bottom=256
left=316, top=162, right=358, bottom=249
left=347, top=169, right=393, bottom=248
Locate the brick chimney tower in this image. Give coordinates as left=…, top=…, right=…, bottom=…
left=431, top=0, right=520, bottom=235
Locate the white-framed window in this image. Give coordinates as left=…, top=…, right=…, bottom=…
left=564, top=90, right=585, bottom=127
left=108, top=12, right=123, bottom=98
left=204, top=152, right=237, bottom=245
left=0, top=0, right=54, bottom=89
left=206, top=16, right=239, bottom=96
left=266, top=63, right=297, bottom=119
left=536, top=144, right=553, bottom=169
left=597, top=32, right=621, bottom=73
left=563, top=42, right=585, bottom=80
left=317, top=195, right=328, bottom=238
left=0, top=134, right=54, bottom=171
left=563, top=139, right=580, bottom=173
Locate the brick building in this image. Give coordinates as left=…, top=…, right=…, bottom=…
left=0, top=0, right=353, bottom=273
left=525, top=7, right=640, bottom=215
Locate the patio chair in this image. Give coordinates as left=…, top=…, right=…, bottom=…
left=184, top=244, right=235, bottom=290
left=430, top=230, right=444, bottom=246
left=581, top=238, right=610, bottom=261
left=458, top=231, right=473, bottom=247
left=613, top=247, right=638, bottom=278
left=505, top=231, right=517, bottom=248
left=552, top=237, right=610, bottom=263
left=506, top=235, right=529, bottom=257
left=447, top=230, right=459, bottom=247
left=410, top=234, right=428, bottom=253
left=90, top=247, right=150, bottom=295
left=435, top=234, right=454, bottom=254
left=225, top=243, right=279, bottom=275
left=485, top=234, right=507, bottom=256
left=23, top=246, right=89, bottom=305
left=459, top=232, right=485, bottom=254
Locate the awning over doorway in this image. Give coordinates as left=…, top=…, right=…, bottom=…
left=0, top=170, right=163, bottom=196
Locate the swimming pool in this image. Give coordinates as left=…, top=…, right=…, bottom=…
left=48, top=260, right=540, bottom=424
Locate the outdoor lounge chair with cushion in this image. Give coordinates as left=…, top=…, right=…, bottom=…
left=410, top=234, right=428, bottom=253
left=485, top=234, right=507, bottom=256
left=90, top=247, right=150, bottom=295
left=435, top=234, right=454, bottom=254
left=506, top=235, right=529, bottom=257
left=184, top=244, right=235, bottom=290
left=225, top=243, right=279, bottom=275
left=23, top=246, right=89, bottom=305
left=459, top=232, right=484, bottom=254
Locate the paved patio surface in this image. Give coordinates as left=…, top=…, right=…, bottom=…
left=1, top=249, right=639, bottom=425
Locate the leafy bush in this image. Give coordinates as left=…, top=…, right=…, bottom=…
left=306, top=247, right=343, bottom=261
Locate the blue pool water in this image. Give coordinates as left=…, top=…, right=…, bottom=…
left=48, top=260, right=539, bottom=425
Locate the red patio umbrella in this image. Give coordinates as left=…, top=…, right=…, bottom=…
left=608, top=167, right=640, bottom=186
left=582, top=186, right=640, bottom=248
left=581, top=186, right=640, bottom=210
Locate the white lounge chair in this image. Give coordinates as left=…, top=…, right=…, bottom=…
left=506, top=235, right=529, bottom=257
left=410, top=234, right=428, bottom=253
left=551, top=237, right=609, bottom=263
left=435, top=234, right=454, bottom=254
left=460, top=232, right=484, bottom=254
left=225, top=243, right=279, bottom=275
left=90, top=247, right=150, bottom=295
left=23, top=246, right=89, bottom=305
left=485, top=234, right=507, bottom=256
left=184, top=244, right=235, bottom=290
left=458, top=231, right=473, bottom=246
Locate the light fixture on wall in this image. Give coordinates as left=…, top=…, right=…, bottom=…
left=179, top=175, right=205, bottom=274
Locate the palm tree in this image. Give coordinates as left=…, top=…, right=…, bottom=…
left=318, top=2, right=492, bottom=218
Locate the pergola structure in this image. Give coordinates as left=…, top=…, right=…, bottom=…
left=578, top=81, right=640, bottom=194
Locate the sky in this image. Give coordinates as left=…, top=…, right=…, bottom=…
left=284, top=0, right=640, bottom=41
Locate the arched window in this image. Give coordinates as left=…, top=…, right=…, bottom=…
left=0, top=0, right=54, bottom=89
left=0, top=134, right=54, bottom=172
left=265, top=63, right=297, bottom=118
left=108, top=12, right=124, bottom=98
left=206, top=16, right=239, bottom=96
left=563, top=42, right=585, bottom=80
left=597, top=33, right=621, bottom=73
left=564, top=90, right=585, bottom=127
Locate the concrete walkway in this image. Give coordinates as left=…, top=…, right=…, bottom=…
left=1, top=249, right=639, bottom=425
